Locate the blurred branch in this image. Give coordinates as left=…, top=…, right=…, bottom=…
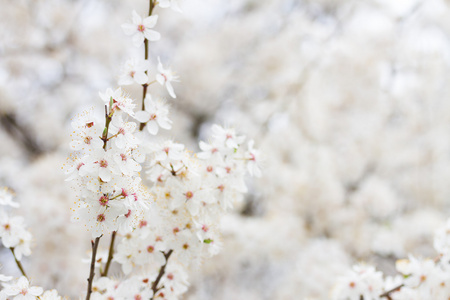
left=0, top=112, right=44, bottom=158
left=380, top=284, right=404, bottom=299
left=101, top=231, right=116, bottom=277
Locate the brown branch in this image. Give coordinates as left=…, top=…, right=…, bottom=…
left=0, top=113, right=45, bottom=157
left=10, top=248, right=27, bottom=277
left=380, top=284, right=404, bottom=298
left=101, top=231, right=116, bottom=277
left=86, top=237, right=101, bottom=300
left=150, top=250, right=173, bottom=298
left=139, top=0, right=156, bottom=131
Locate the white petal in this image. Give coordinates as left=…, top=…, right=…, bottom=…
left=28, top=287, right=43, bottom=296
left=17, top=277, right=29, bottom=288
left=0, top=275, right=12, bottom=282
left=131, top=10, right=142, bottom=25
left=134, top=72, right=148, bottom=85
left=143, top=15, right=158, bottom=28
left=144, top=30, right=161, bottom=42
left=99, top=168, right=112, bottom=182
left=165, top=81, right=176, bottom=98
left=135, top=111, right=151, bottom=123
left=156, top=74, right=165, bottom=85
left=144, top=94, right=153, bottom=109
left=158, top=118, right=172, bottom=130
left=186, top=200, right=199, bottom=216
left=118, top=74, right=134, bottom=86
left=132, top=33, right=145, bottom=47
left=147, top=120, right=159, bottom=135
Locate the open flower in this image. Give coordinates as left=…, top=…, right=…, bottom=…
left=118, top=58, right=151, bottom=85
left=156, top=57, right=179, bottom=98
left=3, top=276, right=43, bottom=300
left=134, top=95, right=172, bottom=135
left=159, top=0, right=182, bottom=12
left=99, top=87, right=136, bottom=117
left=121, top=10, right=160, bottom=47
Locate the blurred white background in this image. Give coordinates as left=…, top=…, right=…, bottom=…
left=2, top=0, right=450, bottom=298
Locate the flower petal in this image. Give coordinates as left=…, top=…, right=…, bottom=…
left=143, top=15, right=158, bottom=28
left=143, top=30, right=161, bottom=42
left=135, top=111, right=151, bottom=123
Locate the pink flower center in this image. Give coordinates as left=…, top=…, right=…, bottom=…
left=77, top=162, right=85, bottom=170
left=150, top=114, right=157, bottom=120
left=99, top=159, right=108, bottom=168
left=167, top=273, right=174, bottom=280
left=97, top=214, right=106, bottom=222
left=121, top=188, right=129, bottom=197
left=120, top=153, right=127, bottom=161
left=118, top=128, right=125, bottom=135
left=99, top=195, right=109, bottom=206
left=20, top=289, right=28, bottom=296
left=125, top=210, right=132, bottom=218
left=202, top=225, right=209, bottom=232
left=134, top=294, right=142, bottom=300
left=206, top=166, right=213, bottom=172
left=147, top=245, right=154, bottom=253
left=163, top=147, right=170, bottom=154
left=161, top=73, right=168, bottom=82
left=86, top=122, right=94, bottom=128
left=250, top=153, right=256, bottom=161
left=84, top=136, right=93, bottom=144
left=139, top=220, right=147, bottom=228
left=186, top=191, right=193, bottom=199
left=218, top=185, right=224, bottom=192
left=130, top=71, right=136, bottom=78
left=137, top=24, right=145, bottom=32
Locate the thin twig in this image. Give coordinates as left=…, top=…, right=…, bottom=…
left=86, top=237, right=101, bottom=300
left=380, top=284, right=404, bottom=298
left=101, top=231, right=116, bottom=277
left=10, top=248, right=27, bottom=277
left=140, top=0, right=156, bottom=131
left=150, top=250, right=173, bottom=298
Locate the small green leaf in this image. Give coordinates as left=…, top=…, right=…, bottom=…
left=203, top=239, right=213, bottom=244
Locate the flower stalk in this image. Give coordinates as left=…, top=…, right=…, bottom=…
left=10, top=247, right=27, bottom=278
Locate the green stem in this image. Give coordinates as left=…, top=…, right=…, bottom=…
left=10, top=248, right=27, bottom=277
left=101, top=231, right=116, bottom=277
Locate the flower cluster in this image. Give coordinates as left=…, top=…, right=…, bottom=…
left=63, top=0, right=262, bottom=299
left=332, top=219, right=450, bottom=300
left=0, top=276, right=61, bottom=300
left=0, top=188, right=32, bottom=261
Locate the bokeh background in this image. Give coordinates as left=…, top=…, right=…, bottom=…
left=1, top=0, right=450, bottom=298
